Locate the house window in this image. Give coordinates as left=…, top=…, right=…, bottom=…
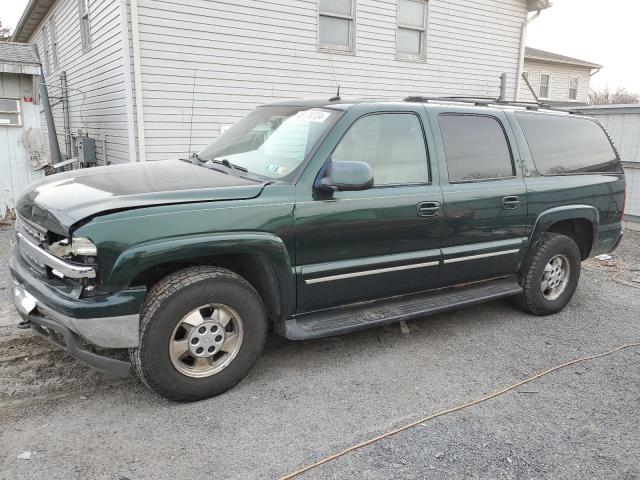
left=79, top=0, right=91, bottom=51
left=49, top=17, right=59, bottom=70
left=0, top=99, right=22, bottom=127
left=318, top=0, right=355, bottom=53
left=569, top=76, right=580, bottom=101
left=539, top=73, right=551, bottom=99
left=42, top=24, right=51, bottom=74
left=397, top=0, right=428, bottom=60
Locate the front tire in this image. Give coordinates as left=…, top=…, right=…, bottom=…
left=513, top=233, right=582, bottom=316
left=131, top=266, right=267, bottom=402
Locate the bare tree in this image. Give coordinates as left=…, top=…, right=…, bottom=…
left=0, top=22, right=11, bottom=42
left=589, top=86, right=640, bottom=105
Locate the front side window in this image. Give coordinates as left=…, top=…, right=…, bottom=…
left=79, top=0, right=91, bottom=51
left=318, top=0, right=355, bottom=52
left=516, top=113, right=622, bottom=175
left=569, top=76, right=580, bottom=100
left=199, top=106, right=339, bottom=180
left=332, top=113, right=429, bottom=185
left=397, top=0, right=428, bottom=60
left=539, top=73, right=551, bottom=99
left=439, top=114, right=514, bottom=182
left=0, top=99, right=22, bottom=127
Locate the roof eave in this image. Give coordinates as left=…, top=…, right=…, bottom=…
left=527, top=0, right=553, bottom=12
left=12, top=0, right=57, bottom=43
left=525, top=55, right=602, bottom=70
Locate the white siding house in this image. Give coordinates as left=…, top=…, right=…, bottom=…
left=519, top=47, right=601, bottom=105
left=14, top=0, right=552, bottom=164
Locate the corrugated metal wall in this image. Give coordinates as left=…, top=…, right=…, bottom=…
left=135, top=0, right=529, bottom=161
left=581, top=106, right=640, bottom=221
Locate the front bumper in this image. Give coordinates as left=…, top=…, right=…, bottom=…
left=9, top=245, right=147, bottom=377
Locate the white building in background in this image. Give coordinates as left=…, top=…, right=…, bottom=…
left=0, top=42, right=44, bottom=218
left=13, top=0, right=552, bottom=164
left=519, top=47, right=601, bottom=105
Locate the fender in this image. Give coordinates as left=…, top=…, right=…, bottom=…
left=106, top=232, right=295, bottom=320
left=529, top=205, right=599, bottom=254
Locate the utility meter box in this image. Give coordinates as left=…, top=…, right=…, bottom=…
left=77, top=137, right=96, bottom=164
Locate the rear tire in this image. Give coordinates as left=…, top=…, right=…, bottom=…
left=513, top=233, right=582, bottom=316
left=131, top=266, right=267, bottom=402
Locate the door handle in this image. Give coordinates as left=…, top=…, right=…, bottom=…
left=502, top=196, right=521, bottom=210
left=417, top=201, right=441, bottom=218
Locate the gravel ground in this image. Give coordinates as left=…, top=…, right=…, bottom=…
left=1, top=224, right=639, bottom=479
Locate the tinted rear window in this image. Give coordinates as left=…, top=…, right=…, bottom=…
left=516, top=113, right=621, bottom=175
left=439, top=114, right=515, bottom=182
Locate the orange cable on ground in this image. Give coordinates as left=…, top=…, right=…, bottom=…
left=280, top=342, right=640, bottom=480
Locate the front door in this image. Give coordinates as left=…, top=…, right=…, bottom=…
left=428, top=108, right=529, bottom=286
left=294, top=105, right=444, bottom=313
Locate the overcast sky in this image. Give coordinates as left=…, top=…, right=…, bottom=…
left=2, top=0, right=638, bottom=93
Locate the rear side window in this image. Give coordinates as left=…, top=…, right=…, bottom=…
left=439, top=114, right=515, bottom=182
left=516, top=114, right=621, bottom=175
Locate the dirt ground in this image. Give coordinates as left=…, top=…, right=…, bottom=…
left=1, top=224, right=639, bottom=479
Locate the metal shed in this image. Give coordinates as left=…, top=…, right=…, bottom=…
left=0, top=42, right=45, bottom=220
left=580, top=104, right=640, bottom=224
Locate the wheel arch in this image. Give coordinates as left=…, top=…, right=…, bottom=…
left=529, top=205, right=599, bottom=260
left=106, top=232, right=295, bottom=322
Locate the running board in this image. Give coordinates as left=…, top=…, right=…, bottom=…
left=279, top=277, right=522, bottom=340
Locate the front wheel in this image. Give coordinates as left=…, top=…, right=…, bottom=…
left=513, top=233, right=582, bottom=316
left=131, top=266, right=267, bottom=402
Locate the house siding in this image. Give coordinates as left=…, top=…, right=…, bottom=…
left=29, top=0, right=131, bottom=165
left=135, top=0, right=528, bottom=161
left=520, top=58, right=592, bottom=104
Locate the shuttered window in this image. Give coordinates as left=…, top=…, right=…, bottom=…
left=0, top=99, right=22, bottom=127
left=569, top=76, right=580, bottom=100
left=49, top=17, right=59, bottom=70
left=79, top=0, right=91, bottom=51
left=318, top=0, right=355, bottom=53
left=539, top=73, right=551, bottom=99
left=397, top=0, right=428, bottom=61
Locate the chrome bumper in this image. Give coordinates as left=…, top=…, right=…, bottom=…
left=12, top=280, right=139, bottom=349
left=16, top=231, right=96, bottom=279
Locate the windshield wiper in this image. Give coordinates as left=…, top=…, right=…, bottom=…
left=212, top=158, right=248, bottom=173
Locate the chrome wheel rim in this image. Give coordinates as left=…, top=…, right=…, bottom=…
left=169, top=304, right=243, bottom=378
left=541, top=254, right=570, bottom=301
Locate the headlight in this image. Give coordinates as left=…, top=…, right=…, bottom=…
left=71, top=237, right=97, bottom=256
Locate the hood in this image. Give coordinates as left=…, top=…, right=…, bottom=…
left=17, top=160, right=267, bottom=235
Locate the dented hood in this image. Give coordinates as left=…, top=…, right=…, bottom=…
left=16, top=160, right=267, bottom=235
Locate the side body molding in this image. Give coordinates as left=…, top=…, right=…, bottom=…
left=529, top=205, right=599, bottom=254
left=106, top=232, right=296, bottom=320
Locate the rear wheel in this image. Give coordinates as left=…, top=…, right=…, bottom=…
left=131, top=266, right=267, bottom=402
left=513, top=233, right=582, bottom=316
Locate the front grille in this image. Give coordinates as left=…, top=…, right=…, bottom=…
left=16, top=215, right=48, bottom=244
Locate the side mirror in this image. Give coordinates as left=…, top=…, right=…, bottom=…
left=316, top=160, right=374, bottom=192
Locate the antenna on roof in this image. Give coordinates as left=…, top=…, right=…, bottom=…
left=330, top=85, right=341, bottom=102
left=187, top=68, right=197, bottom=158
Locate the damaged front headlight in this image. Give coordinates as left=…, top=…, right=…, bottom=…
left=50, top=237, right=98, bottom=259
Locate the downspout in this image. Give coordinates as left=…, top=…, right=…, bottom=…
left=129, top=0, right=146, bottom=161
left=515, top=10, right=542, bottom=101
left=120, top=0, right=137, bottom=163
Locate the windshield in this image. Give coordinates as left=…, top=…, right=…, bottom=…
left=198, top=106, right=340, bottom=180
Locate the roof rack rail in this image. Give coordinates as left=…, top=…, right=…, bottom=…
left=402, top=95, right=578, bottom=113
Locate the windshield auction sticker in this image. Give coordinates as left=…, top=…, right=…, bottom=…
left=294, top=110, right=331, bottom=123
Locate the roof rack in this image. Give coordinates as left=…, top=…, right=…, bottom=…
left=402, top=95, right=577, bottom=113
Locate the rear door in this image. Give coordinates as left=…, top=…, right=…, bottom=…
left=426, top=106, right=529, bottom=285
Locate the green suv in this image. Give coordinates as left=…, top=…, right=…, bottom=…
left=10, top=97, right=625, bottom=401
